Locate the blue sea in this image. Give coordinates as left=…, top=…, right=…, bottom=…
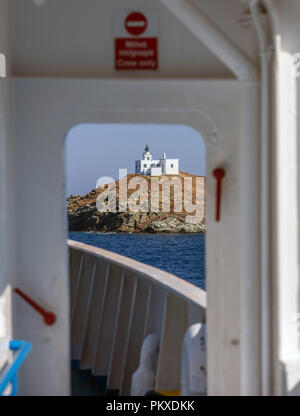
left=69, top=232, right=205, bottom=289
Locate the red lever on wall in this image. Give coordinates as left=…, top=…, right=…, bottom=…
left=14, top=288, right=56, bottom=326
left=213, top=168, right=226, bottom=222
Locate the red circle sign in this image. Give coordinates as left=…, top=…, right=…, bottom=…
left=125, top=12, right=148, bottom=36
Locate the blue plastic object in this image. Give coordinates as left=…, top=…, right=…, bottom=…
left=0, top=340, right=32, bottom=396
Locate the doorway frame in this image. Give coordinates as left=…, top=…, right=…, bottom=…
left=13, top=77, right=258, bottom=395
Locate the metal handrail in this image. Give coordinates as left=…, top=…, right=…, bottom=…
left=68, top=239, right=206, bottom=308
left=69, top=239, right=206, bottom=395
left=0, top=340, right=32, bottom=396
left=14, top=288, right=56, bottom=326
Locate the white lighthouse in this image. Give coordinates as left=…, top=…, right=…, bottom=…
left=135, top=145, right=179, bottom=176
left=143, top=145, right=152, bottom=162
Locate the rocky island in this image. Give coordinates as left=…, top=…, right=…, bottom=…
left=67, top=172, right=206, bottom=233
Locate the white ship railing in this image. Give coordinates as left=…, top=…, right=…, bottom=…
left=68, top=239, right=206, bottom=395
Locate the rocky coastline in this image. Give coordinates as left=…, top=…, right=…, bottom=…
left=67, top=173, right=206, bottom=234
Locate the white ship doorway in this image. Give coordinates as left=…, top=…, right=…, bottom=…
left=15, top=78, right=252, bottom=395
left=65, top=123, right=207, bottom=395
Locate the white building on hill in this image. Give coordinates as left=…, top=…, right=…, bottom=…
left=135, top=145, right=179, bottom=176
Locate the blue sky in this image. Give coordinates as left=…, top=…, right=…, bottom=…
left=65, top=124, right=206, bottom=196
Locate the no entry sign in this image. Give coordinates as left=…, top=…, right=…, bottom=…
left=125, top=12, right=148, bottom=36
left=115, top=11, right=158, bottom=71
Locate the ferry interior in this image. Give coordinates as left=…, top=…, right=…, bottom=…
left=0, top=0, right=300, bottom=396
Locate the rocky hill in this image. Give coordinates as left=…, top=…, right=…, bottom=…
left=67, top=172, right=206, bottom=233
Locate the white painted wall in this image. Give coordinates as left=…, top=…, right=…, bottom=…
left=164, top=159, right=179, bottom=175
left=10, top=0, right=252, bottom=79
left=151, top=167, right=162, bottom=176
left=136, top=157, right=178, bottom=176
left=136, top=158, right=161, bottom=175
left=269, top=0, right=300, bottom=396
left=0, top=0, right=14, bottom=362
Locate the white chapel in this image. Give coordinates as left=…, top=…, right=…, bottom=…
left=135, top=145, right=179, bottom=176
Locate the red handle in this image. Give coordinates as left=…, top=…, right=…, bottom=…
left=213, top=168, right=226, bottom=222
left=14, top=288, right=56, bottom=326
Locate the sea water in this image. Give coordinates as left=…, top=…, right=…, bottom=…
left=69, top=232, right=205, bottom=289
